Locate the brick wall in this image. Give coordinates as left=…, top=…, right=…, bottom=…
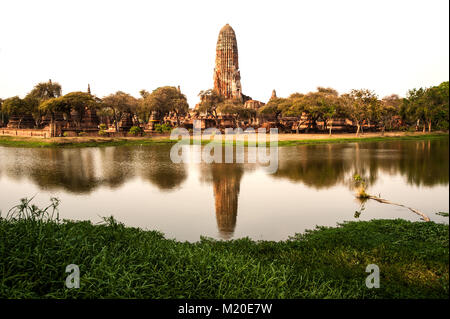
left=0, top=128, right=51, bottom=138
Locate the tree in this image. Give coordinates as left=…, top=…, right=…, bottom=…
left=217, top=100, right=253, bottom=127
left=27, top=80, right=62, bottom=100
left=316, top=87, right=340, bottom=135
left=62, top=92, right=99, bottom=127
left=401, top=88, right=428, bottom=132
left=141, top=86, right=189, bottom=126
left=137, top=90, right=151, bottom=124
left=1, top=96, right=36, bottom=128
left=170, top=92, right=189, bottom=127
left=38, top=92, right=99, bottom=129
left=39, top=96, right=71, bottom=118
left=283, top=88, right=339, bottom=134
left=197, top=89, right=224, bottom=126
left=258, top=97, right=287, bottom=126
left=322, top=96, right=340, bottom=136
left=102, top=91, right=139, bottom=132
left=0, top=98, right=5, bottom=126
left=343, top=89, right=378, bottom=135
left=424, top=81, right=449, bottom=131
left=378, top=94, right=401, bottom=134
left=281, top=95, right=305, bottom=133
left=25, top=80, right=62, bottom=127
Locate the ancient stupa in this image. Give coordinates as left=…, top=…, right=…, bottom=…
left=213, top=24, right=242, bottom=100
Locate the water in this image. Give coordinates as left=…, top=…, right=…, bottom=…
left=0, top=137, right=448, bottom=241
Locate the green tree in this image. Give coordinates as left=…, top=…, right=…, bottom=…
left=38, top=96, right=71, bottom=122
left=378, top=94, right=401, bottom=134
left=27, top=80, right=62, bottom=100
left=0, top=98, right=5, bottom=126
left=25, top=80, right=62, bottom=127
left=63, top=92, right=99, bottom=127
left=424, top=81, right=449, bottom=131
left=217, top=100, right=253, bottom=127
left=281, top=95, right=305, bottom=133
left=343, top=89, right=378, bottom=135
left=141, top=86, right=189, bottom=126
left=317, top=87, right=340, bottom=135
left=1, top=96, right=36, bottom=128
left=401, top=88, right=428, bottom=132
left=103, top=91, right=139, bottom=132
left=283, top=88, right=339, bottom=134
left=197, top=89, right=224, bottom=126
left=258, top=97, right=287, bottom=126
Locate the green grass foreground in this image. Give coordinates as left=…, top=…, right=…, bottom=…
left=0, top=132, right=447, bottom=148
left=0, top=216, right=448, bottom=298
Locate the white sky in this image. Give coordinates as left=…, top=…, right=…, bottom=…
left=0, top=0, right=448, bottom=107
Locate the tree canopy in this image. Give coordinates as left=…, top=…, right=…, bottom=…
left=141, top=86, right=189, bottom=125
left=102, top=91, right=139, bottom=131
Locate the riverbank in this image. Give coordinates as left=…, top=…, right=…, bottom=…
left=0, top=131, right=448, bottom=148
left=0, top=215, right=448, bottom=298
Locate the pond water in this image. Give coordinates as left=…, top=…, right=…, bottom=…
left=0, top=137, right=448, bottom=241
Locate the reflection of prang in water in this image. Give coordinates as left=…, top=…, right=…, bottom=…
left=210, top=164, right=244, bottom=240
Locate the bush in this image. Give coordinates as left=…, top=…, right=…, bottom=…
left=63, top=132, right=69, bottom=137
left=129, top=126, right=142, bottom=136
left=154, top=123, right=172, bottom=133
left=98, top=124, right=108, bottom=136
left=78, top=131, right=87, bottom=137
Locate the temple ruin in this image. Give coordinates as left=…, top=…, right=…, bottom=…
left=213, top=24, right=243, bottom=100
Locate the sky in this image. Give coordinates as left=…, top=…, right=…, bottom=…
left=0, top=0, right=448, bottom=107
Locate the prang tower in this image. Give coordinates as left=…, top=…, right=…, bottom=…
left=213, top=24, right=242, bottom=100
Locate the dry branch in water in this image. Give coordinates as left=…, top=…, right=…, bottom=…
left=368, top=195, right=430, bottom=222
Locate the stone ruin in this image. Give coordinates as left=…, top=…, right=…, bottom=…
left=6, top=113, right=36, bottom=129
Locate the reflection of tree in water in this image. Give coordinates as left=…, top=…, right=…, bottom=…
left=137, top=145, right=187, bottom=191
left=396, top=139, right=449, bottom=187
left=273, top=144, right=350, bottom=189
left=200, top=163, right=244, bottom=240
left=0, top=145, right=188, bottom=193
left=3, top=148, right=101, bottom=193
left=273, top=138, right=449, bottom=189
left=99, top=147, right=135, bottom=189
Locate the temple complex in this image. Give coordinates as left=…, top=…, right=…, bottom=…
left=0, top=25, right=368, bottom=137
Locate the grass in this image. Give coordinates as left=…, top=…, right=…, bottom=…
left=0, top=132, right=447, bottom=148
left=0, top=198, right=448, bottom=299
left=0, top=136, right=177, bottom=148
left=274, top=133, right=449, bottom=147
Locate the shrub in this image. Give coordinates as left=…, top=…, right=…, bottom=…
left=154, top=123, right=172, bottom=133
left=129, top=126, right=142, bottom=136
left=98, top=124, right=108, bottom=136
left=63, top=132, right=69, bottom=137
left=78, top=131, right=87, bottom=137
left=353, top=174, right=370, bottom=199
